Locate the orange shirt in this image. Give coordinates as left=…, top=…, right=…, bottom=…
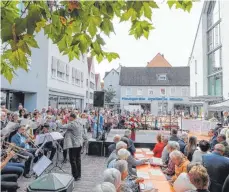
left=153, top=142, right=165, bottom=158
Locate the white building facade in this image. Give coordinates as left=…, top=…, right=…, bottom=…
left=119, top=67, right=190, bottom=115
left=189, top=0, right=229, bottom=100
left=1, top=31, right=88, bottom=112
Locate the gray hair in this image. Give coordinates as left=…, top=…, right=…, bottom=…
left=117, top=148, right=130, bottom=160
left=169, top=150, right=183, bottom=160
left=113, top=135, right=121, bottom=143
left=124, top=129, right=131, bottom=137
left=92, top=182, right=116, bottom=192
left=116, top=141, right=127, bottom=150
left=214, top=143, right=225, bottom=153
left=103, top=168, right=121, bottom=189
left=167, top=141, right=180, bottom=151
left=114, top=160, right=128, bottom=173
left=180, top=132, right=188, bottom=140
left=93, top=182, right=116, bottom=192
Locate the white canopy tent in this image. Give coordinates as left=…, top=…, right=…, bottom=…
left=208, top=100, right=229, bottom=111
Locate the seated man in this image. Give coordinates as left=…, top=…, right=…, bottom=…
left=108, top=135, right=121, bottom=155
left=202, top=144, right=229, bottom=192
left=11, top=125, right=36, bottom=178
left=41, top=124, right=57, bottom=161
left=1, top=150, right=20, bottom=192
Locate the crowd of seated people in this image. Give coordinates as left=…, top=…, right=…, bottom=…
left=93, top=128, right=229, bottom=192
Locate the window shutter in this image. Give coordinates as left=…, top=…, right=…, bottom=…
left=72, top=68, right=75, bottom=78
left=81, top=72, right=84, bottom=81
left=60, top=61, right=65, bottom=73
left=52, top=57, right=57, bottom=70
left=66, top=65, right=70, bottom=75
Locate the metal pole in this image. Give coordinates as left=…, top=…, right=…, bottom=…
left=170, top=111, right=172, bottom=135
left=96, top=107, right=100, bottom=139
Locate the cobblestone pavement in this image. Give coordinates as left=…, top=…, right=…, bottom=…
left=18, top=153, right=107, bottom=192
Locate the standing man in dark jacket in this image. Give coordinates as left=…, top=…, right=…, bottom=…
left=217, top=134, right=229, bottom=157
left=57, top=113, right=83, bottom=181
left=123, top=129, right=136, bottom=155
left=208, top=129, right=218, bottom=151
left=202, top=144, right=229, bottom=192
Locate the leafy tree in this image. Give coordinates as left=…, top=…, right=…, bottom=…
left=105, top=88, right=116, bottom=103
left=1, top=0, right=195, bottom=82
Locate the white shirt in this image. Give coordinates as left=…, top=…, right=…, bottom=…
left=173, top=173, right=196, bottom=192
left=192, top=149, right=210, bottom=163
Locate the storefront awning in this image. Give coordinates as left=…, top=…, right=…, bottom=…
left=189, top=96, right=223, bottom=102
left=208, top=100, right=229, bottom=111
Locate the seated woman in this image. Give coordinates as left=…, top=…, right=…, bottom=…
left=188, top=164, right=210, bottom=192
left=184, top=136, right=197, bottom=161
left=114, top=159, right=143, bottom=192
left=192, top=140, right=210, bottom=163
left=1, top=151, right=21, bottom=192
left=93, top=182, right=116, bottom=192
left=152, top=134, right=165, bottom=158
left=173, top=162, right=199, bottom=192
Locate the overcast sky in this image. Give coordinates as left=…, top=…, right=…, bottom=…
left=94, top=1, right=203, bottom=80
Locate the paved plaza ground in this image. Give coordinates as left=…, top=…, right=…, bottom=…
left=18, top=153, right=107, bottom=192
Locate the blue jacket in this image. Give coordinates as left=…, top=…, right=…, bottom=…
left=178, top=139, right=186, bottom=153
left=202, top=152, right=229, bottom=192
left=209, top=135, right=218, bottom=151
left=10, top=133, right=26, bottom=148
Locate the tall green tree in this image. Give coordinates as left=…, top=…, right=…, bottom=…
left=1, top=0, right=195, bottom=82
left=105, top=88, right=116, bottom=103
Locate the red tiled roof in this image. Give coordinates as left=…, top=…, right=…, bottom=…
left=147, top=53, right=172, bottom=67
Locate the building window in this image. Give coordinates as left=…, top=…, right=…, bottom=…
left=207, top=1, right=220, bottom=29
left=81, top=72, right=84, bottom=88
left=86, top=91, right=88, bottom=98
left=109, top=81, right=112, bottom=86
left=158, top=101, right=168, bottom=116
left=137, top=88, right=143, bottom=96
left=57, top=60, right=66, bottom=81
left=208, top=73, right=222, bottom=96
left=66, top=65, right=70, bottom=82
left=72, top=68, right=81, bottom=86
left=195, top=82, right=197, bottom=97
left=181, top=87, right=188, bottom=97
left=90, top=92, right=93, bottom=99
left=86, top=79, right=88, bottom=87
left=170, top=87, right=176, bottom=96
left=195, top=60, right=197, bottom=74
left=148, top=89, right=154, bottom=96
left=208, top=48, right=222, bottom=75
left=126, top=88, right=132, bottom=96
left=158, top=74, right=167, bottom=81
left=160, top=88, right=166, bottom=96
left=90, top=82, right=95, bottom=90
left=51, top=57, right=57, bottom=78
left=91, top=72, right=94, bottom=79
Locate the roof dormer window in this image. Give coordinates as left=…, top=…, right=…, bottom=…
left=158, top=74, right=167, bottom=81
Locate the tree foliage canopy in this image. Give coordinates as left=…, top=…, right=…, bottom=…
left=105, top=88, right=116, bottom=103
left=1, top=0, right=194, bottom=82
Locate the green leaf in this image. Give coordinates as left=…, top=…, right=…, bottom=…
left=143, top=2, right=152, bottom=20
left=105, top=52, right=120, bottom=62
left=96, top=54, right=104, bottom=63
left=143, top=30, right=149, bottom=39
left=88, top=16, right=101, bottom=37
left=96, top=34, right=106, bottom=46
left=35, top=19, right=46, bottom=33
left=120, top=8, right=137, bottom=21
left=167, top=1, right=176, bottom=9
left=100, top=18, right=114, bottom=36
left=23, top=35, right=39, bottom=48
left=148, top=1, right=159, bottom=9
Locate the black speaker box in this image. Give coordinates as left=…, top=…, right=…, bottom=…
left=93, top=91, right=105, bottom=107
left=87, top=140, right=104, bottom=156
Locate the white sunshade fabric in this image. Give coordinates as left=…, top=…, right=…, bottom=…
left=209, top=100, right=229, bottom=111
